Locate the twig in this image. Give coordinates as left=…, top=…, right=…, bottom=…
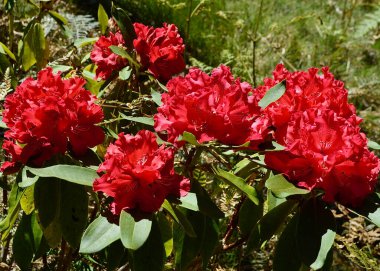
left=222, top=197, right=245, bottom=249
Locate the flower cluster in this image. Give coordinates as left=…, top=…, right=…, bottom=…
left=90, top=31, right=128, bottom=80
left=260, top=65, right=379, bottom=206
left=90, top=23, right=185, bottom=82
left=93, top=130, right=190, bottom=217
left=1, top=68, right=105, bottom=173
left=133, top=23, right=185, bottom=82
left=154, top=65, right=270, bottom=148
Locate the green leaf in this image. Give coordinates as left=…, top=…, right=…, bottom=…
left=273, top=214, right=302, bottom=271
left=22, top=23, right=46, bottom=70
left=0, top=180, right=23, bottom=240
left=60, top=182, right=89, bottom=248
left=238, top=198, right=263, bottom=237
left=104, top=241, right=127, bottom=270
left=25, top=165, right=98, bottom=186
left=80, top=216, right=120, bottom=253
left=19, top=166, right=39, bottom=188
left=246, top=200, right=297, bottom=251
left=179, top=192, right=199, bottom=211
left=48, top=11, right=68, bottom=26
left=162, top=201, right=197, bottom=237
left=296, top=199, right=336, bottom=269
left=151, top=89, right=162, bottom=106
left=13, top=212, right=43, bottom=271
left=20, top=185, right=35, bottom=215
left=74, top=37, right=98, bottom=48
left=109, top=45, right=139, bottom=67
left=258, top=81, right=286, bottom=109
left=50, top=64, right=72, bottom=73
left=173, top=211, right=219, bottom=270
left=119, top=112, right=154, bottom=126
left=265, top=174, right=309, bottom=198
left=119, top=66, right=132, bottom=80
left=267, top=190, right=286, bottom=212
left=111, top=5, right=136, bottom=49
left=178, top=131, right=200, bottom=146
left=34, top=178, right=62, bottom=247
left=157, top=212, right=173, bottom=257
left=368, top=140, right=380, bottom=150
left=214, top=167, right=259, bottom=205
left=368, top=208, right=380, bottom=227
left=119, top=211, right=152, bottom=250
left=98, top=4, right=109, bottom=34
left=191, top=180, right=224, bottom=219
left=233, top=158, right=258, bottom=178
left=0, top=42, right=16, bottom=61
left=0, top=117, right=7, bottom=128
left=131, top=216, right=165, bottom=271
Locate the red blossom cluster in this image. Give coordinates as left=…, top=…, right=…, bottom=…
left=90, top=22, right=185, bottom=82
left=154, top=65, right=270, bottom=148
left=1, top=68, right=105, bottom=173
left=90, top=31, right=128, bottom=80
left=93, top=130, right=190, bottom=216
left=133, top=23, right=185, bottom=82
left=259, top=65, right=380, bottom=206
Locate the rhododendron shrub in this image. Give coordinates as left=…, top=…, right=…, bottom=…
left=1, top=67, right=105, bottom=173
left=133, top=22, right=186, bottom=82
left=154, top=65, right=270, bottom=148
left=93, top=130, right=190, bottom=217
left=90, top=31, right=128, bottom=79
left=259, top=65, right=380, bottom=206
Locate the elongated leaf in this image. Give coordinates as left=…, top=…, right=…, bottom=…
left=265, top=174, right=309, bottom=198
left=20, top=185, right=35, bottom=215
left=179, top=192, right=199, bottom=211
left=157, top=212, right=173, bottom=257
left=214, top=168, right=259, bottom=205
left=34, top=178, right=62, bottom=247
left=25, top=165, right=98, bottom=186
left=13, top=212, right=43, bottom=271
left=48, top=11, right=68, bottom=26
left=238, top=198, right=263, bottom=237
left=246, top=200, right=297, bottom=251
left=74, top=37, right=98, bottom=48
left=178, top=131, right=200, bottom=146
left=131, top=217, right=165, bottom=271
left=19, top=166, right=39, bottom=188
left=368, top=140, right=380, bottom=150
left=162, top=201, right=197, bottom=237
left=119, top=66, right=132, bottom=80
left=0, top=180, right=22, bottom=240
left=151, top=89, right=162, bottom=106
left=109, top=45, right=140, bottom=68
left=98, top=4, right=109, bottom=34
left=174, top=210, right=219, bottom=270
left=80, top=216, right=120, bottom=253
left=119, top=211, right=152, bottom=250
left=258, top=81, right=286, bottom=109
left=0, top=42, right=16, bottom=61
left=368, top=208, right=380, bottom=227
left=273, top=214, right=302, bottom=271
left=192, top=180, right=224, bottom=219
left=60, top=182, right=88, bottom=248
left=119, top=112, right=154, bottom=126
left=296, top=199, right=336, bottom=269
left=111, top=5, right=136, bottom=49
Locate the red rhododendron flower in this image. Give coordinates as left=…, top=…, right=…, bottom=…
left=93, top=130, right=190, bottom=217
left=154, top=65, right=271, bottom=148
left=1, top=68, right=105, bottom=173
left=260, top=65, right=380, bottom=206
left=90, top=31, right=128, bottom=80
left=133, top=22, right=185, bottom=82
